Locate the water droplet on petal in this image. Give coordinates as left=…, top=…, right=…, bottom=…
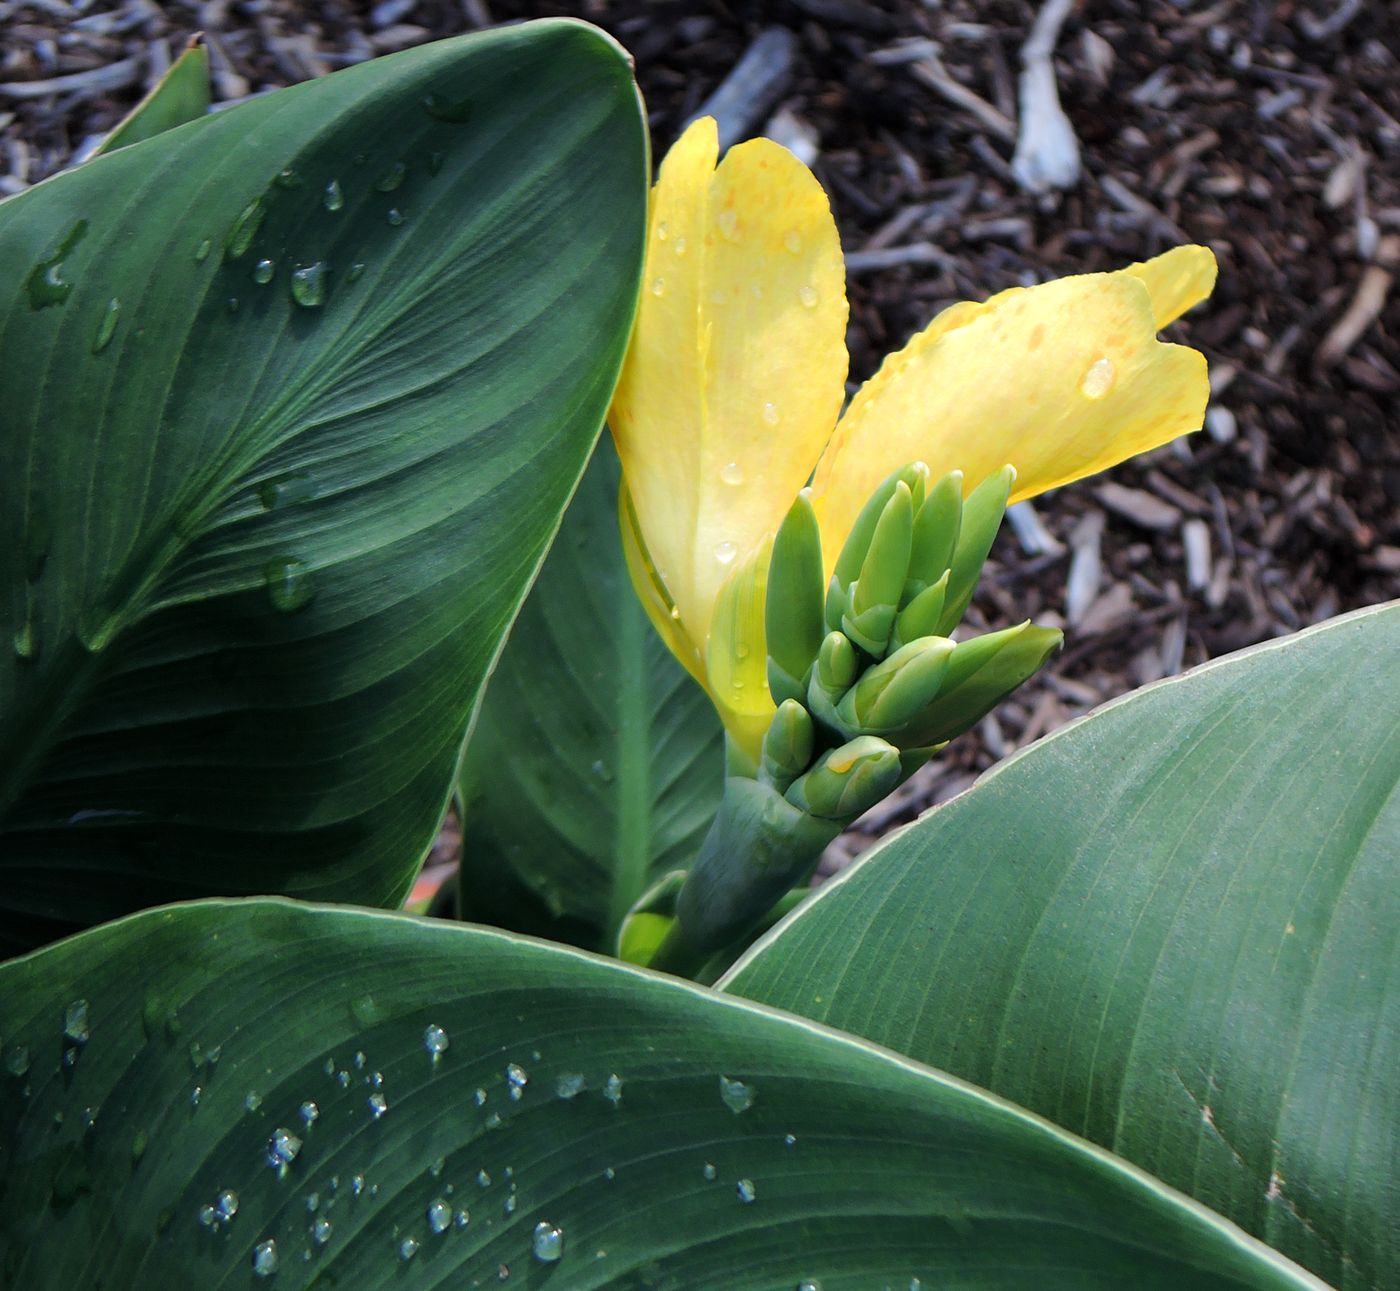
left=323, top=179, right=344, bottom=212
left=532, top=1222, right=565, bottom=1263
left=399, top=1236, right=420, bottom=1262
left=290, top=262, right=327, bottom=308
left=650, top=277, right=665, bottom=297
left=673, top=236, right=687, bottom=256
left=555, top=1072, right=585, bottom=1099
left=714, top=541, right=737, bottom=565
left=427, top=1199, right=452, bottom=1233
left=91, top=298, right=120, bottom=353
left=264, top=558, right=316, bottom=613
left=656, top=221, right=669, bottom=241
left=720, top=461, right=744, bottom=486
left=252, top=1239, right=279, bottom=1276
left=1080, top=356, right=1116, bottom=399
left=424, top=1024, right=449, bottom=1056
left=798, top=285, right=819, bottom=308
left=736, top=1178, right=757, bottom=1204
left=718, top=209, right=739, bottom=241
left=784, top=230, right=802, bottom=253
left=253, top=258, right=275, bottom=285
left=761, top=401, right=780, bottom=426
left=719, top=1075, right=754, bottom=1114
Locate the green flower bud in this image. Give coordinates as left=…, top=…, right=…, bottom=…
left=907, top=469, right=962, bottom=596
left=784, top=735, right=902, bottom=821
left=889, top=570, right=950, bottom=654
left=760, top=698, right=815, bottom=792
left=937, top=464, right=1014, bottom=636
left=893, top=620, right=1061, bottom=747
left=814, top=630, right=857, bottom=695
left=828, top=462, right=927, bottom=633
left=765, top=489, right=825, bottom=705
left=837, top=635, right=956, bottom=734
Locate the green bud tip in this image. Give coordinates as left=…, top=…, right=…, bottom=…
left=766, top=489, right=826, bottom=698
left=815, top=630, right=858, bottom=693
left=760, top=699, right=815, bottom=790
left=785, top=736, right=902, bottom=821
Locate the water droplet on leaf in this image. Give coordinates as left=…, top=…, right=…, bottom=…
left=91, top=297, right=120, bottom=353
left=736, top=1178, right=757, bottom=1204
left=264, top=558, right=316, bottom=613
left=555, top=1072, right=585, bottom=1099
left=367, top=1092, right=388, bottom=1119
left=225, top=200, right=264, bottom=261
left=64, top=999, right=90, bottom=1045
left=267, top=1127, right=302, bottom=1168
left=427, top=1199, right=452, bottom=1233
left=421, top=92, right=473, bottom=123
left=252, top=1239, right=279, bottom=1276
left=424, top=1024, right=449, bottom=1056
left=399, top=1236, right=420, bottom=1261
left=374, top=162, right=406, bottom=192
left=26, top=220, right=88, bottom=309
left=323, top=179, right=344, bottom=211
left=719, top=1076, right=754, bottom=1114
left=253, top=258, right=274, bottom=285
left=532, top=1222, right=564, bottom=1263
left=386, top=208, right=404, bottom=227
left=290, top=262, right=327, bottom=308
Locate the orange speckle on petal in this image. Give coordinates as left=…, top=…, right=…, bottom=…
left=1028, top=324, right=1045, bottom=351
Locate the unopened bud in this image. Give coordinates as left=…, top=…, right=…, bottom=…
left=760, top=698, right=815, bottom=791
left=765, top=490, right=825, bottom=705
left=784, top=735, right=901, bottom=821
left=837, top=635, right=956, bottom=734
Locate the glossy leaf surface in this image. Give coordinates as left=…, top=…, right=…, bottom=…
left=0, top=899, right=1325, bottom=1289
left=0, top=21, right=647, bottom=956
left=459, top=441, right=724, bottom=949
left=726, top=604, right=1400, bottom=1290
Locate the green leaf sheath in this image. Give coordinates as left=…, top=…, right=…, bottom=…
left=0, top=21, right=648, bottom=956
left=0, top=899, right=1325, bottom=1289
left=725, top=603, right=1400, bottom=1291
left=458, top=440, right=724, bottom=949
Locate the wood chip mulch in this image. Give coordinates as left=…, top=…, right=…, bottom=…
left=4, top=0, right=1397, bottom=865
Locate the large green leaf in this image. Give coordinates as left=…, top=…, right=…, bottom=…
left=0, top=900, right=1326, bottom=1289
left=724, top=604, right=1400, bottom=1290
left=93, top=36, right=211, bottom=156
left=458, top=440, right=724, bottom=949
left=0, top=21, right=647, bottom=957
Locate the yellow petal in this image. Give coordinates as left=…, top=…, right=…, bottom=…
left=810, top=250, right=1215, bottom=560
left=704, top=542, right=777, bottom=765
left=608, top=116, right=848, bottom=652
left=1122, top=244, right=1218, bottom=330
left=618, top=480, right=706, bottom=689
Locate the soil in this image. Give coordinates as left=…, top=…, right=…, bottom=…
left=3, top=0, right=1397, bottom=859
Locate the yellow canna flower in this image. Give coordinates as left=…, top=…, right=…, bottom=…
left=609, top=116, right=1216, bottom=763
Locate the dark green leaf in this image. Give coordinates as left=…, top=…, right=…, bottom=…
left=0, top=899, right=1326, bottom=1289
left=725, top=604, right=1400, bottom=1290
left=0, top=21, right=647, bottom=956
left=459, top=441, right=724, bottom=949
left=93, top=37, right=211, bottom=156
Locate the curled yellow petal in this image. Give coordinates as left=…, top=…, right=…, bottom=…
left=704, top=542, right=777, bottom=765
left=810, top=249, right=1215, bottom=561
left=608, top=116, right=848, bottom=654
left=1122, top=244, right=1218, bottom=330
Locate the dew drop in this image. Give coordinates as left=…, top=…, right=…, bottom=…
left=245, top=1091, right=263, bottom=1112
left=198, top=1203, right=218, bottom=1228
left=650, top=277, right=665, bottom=297
left=312, top=1215, right=332, bottom=1246
left=784, top=1133, right=797, bottom=1147
left=719, top=1075, right=755, bottom=1114
left=485, top=1110, right=503, bottom=1129
left=399, top=1236, right=420, bottom=1261
left=131, top=1129, right=148, bottom=1164
left=424, top=1198, right=452, bottom=1234
left=91, top=298, right=120, bottom=353
left=797, top=1282, right=822, bottom=1291
left=25, top=219, right=88, bottom=310
left=714, top=541, right=737, bottom=565
left=1080, top=356, right=1116, bottom=399
left=350, top=1173, right=365, bottom=1196
left=252, top=258, right=275, bottom=285
left=252, top=1239, right=279, bottom=1277
left=375, top=161, right=407, bottom=192
left=506, top=1063, right=528, bottom=1099
left=474, top=1088, right=488, bottom=1106
left=718, top=209, right=739, bottom=241
left=273, top=167, right=300, bottom=190
left=225, top=200, right=264, bottom=261
left=798, top=285, right=819, bottom=308
left=6, top=1043, right=32, bottom=1078
left=194, top=238, right=212, bottom=262
left=190, top=1085, right=203, bottom=1109
left=502, top=1194, right=517, bottom=1216
left=603, top=1073, right=623, bottom=1107
left=386, top=208, right=405, bottom=227
left=555, top=1072, right=585, bottom=1099
left=454, top=1208, right=470, bottom=1229
left=12, top=619, right=36, bottom=663
left=258, top=471, right=315, bottom=510
left=290, top=262, right=327, bottom=308
left=424, top=1024, right=449, bottom=1056
left=266, top=1127, right=302, bottom=1168
left=367, top=1092, right=388, bottom=1119
left=656, top=221, right=669, bottom=241
left=323, top=179, right=344, bottom=211
left=217, top=1189, right=239, bottom=1220
left=720, top=461, right=744, bottom=486
left=347, top=261, right=366, bottom=283
left=673, top=236, right=687, bottom=256
left=761, top=401, right=780, bottom=426
left=532, top=1222, right=565, bottom=1263
left=421, top=92, right=473, bottom=123
left=306, top=1192, right=320, bottom=1213
left=476, top=1169, right=491, bottom=1188
left=784, top=230, right=802, bottom=254
left=702, top=1162, right=717, bottom=1181
left=64, top=999, right=90, bottom=1045
left=264, top=558, right=316, bottom=613
left=300, top=1101, right=319, bottom=1126
left=736, top=1178, right=757, bottom=1204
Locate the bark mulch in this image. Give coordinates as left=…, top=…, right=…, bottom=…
left=4, top=0, right=1397, bottom=861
